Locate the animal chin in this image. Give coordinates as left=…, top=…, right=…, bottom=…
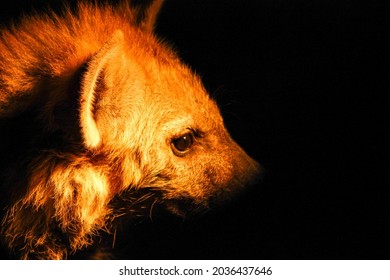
left=162, top=197, right=210, bottom=218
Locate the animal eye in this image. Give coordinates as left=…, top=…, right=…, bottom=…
left=171, top=133, right=194, bottom=155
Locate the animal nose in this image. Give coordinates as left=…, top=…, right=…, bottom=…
left=232, top=146, right=262, bottom=187
left=251, top=161, right=264, bottom=185
left=246, top=158, right=264, bottom=186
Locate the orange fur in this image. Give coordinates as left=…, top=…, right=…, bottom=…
left=0, top=1, right=260, bottom=259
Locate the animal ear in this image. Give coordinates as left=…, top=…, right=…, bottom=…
left=135, top=0, right=165, bottom=33
left=79, top=30, right=125, bottom=148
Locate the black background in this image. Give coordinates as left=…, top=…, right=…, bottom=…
left=0, top=0, right=388, bottom=259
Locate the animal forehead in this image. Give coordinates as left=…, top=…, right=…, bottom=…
left=125, top=38, right=208, bottom=100
left=155, top=83, right=221, bottom=117
left=149, top=65, right=215, bottom=104
left=123, top=40, right=223, bottom=122
left=156, top=97, right=224, bottom=134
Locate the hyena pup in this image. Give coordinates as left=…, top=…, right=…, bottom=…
left=0, top=0, right=260, bottom=259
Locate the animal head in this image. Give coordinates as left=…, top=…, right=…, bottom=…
left=80, top=29, right=260, bottom=215
left=1, top=0, right=261, bottom=259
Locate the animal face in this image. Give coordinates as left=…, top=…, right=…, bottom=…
left=87, top=31, right=260, bottom=215
left=0, top=0, right=261, bottom=259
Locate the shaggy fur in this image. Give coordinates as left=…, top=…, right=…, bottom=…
left=0, top=0, right=260, bottom=259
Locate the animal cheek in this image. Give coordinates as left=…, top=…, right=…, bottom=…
left=114, top=154, right=144, bottom=191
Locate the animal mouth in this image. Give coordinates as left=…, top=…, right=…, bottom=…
left=108, top=187, right=210, bottom=222
left=108, top=188, right=163, bottom=222
left=162, top=197, right=210, bottom=218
